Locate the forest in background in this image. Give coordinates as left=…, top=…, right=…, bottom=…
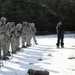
left=0, top=0, right=75, bottom=34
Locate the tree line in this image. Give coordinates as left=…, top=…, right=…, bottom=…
left=0, top=0, right=75, bottom=34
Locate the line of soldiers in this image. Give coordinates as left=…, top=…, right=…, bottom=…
left=0, top=17, right=38, bottom=60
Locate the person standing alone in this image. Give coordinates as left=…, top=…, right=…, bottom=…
left=56, top=21, right=64, bottom=48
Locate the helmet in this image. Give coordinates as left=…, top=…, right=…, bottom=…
left=28, top=23, right=32, bottom=26
left=7, top=22, right=12, bottom=28
left=16, top=23, right=22, bottom=29
left=11, top=22, right=15, bottom=26
left=1, top=17, right=7, bottom=23
left=31, top=23, right=35, bottom=27
left=22, top=21, right=28, bottom=25
left=7, top=22, right=11, bottom=26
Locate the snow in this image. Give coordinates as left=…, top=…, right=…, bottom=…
left=0, top=34, right=75, bottom=75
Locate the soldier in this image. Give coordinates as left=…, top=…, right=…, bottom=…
left=21, top=21, right=28, bottom=48
left=0, top=21, right=4, bottom=59
left=26, top=23, right=32, bottom=47
left=5, top=22, right=12, bottom=56
left=56, top=21, right=64, bottom=48
left=0, top=17, right=9, bottom=60
left=10, top=22, right=17, bottom=54
left=15, top=23, right=22, bottom=51
left=31, top=23, right=38, bottom=45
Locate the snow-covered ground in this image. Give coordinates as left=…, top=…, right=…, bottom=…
left=0, top=34, right=75, bottom=75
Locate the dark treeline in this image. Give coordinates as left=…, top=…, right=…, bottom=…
left=0, top=0, right=75, bottom=34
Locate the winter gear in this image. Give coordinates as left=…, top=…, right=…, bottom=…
left=56, top=21, right=64, bottom=48
left=21, top=21, right=28, bottom=47
left=31, top=23, right=38, bottom=44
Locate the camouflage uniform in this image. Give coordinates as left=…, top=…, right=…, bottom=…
left=26, top=23, right=32, bottom=47
left=31, top=23, right=38, bottom=45
left=15, top=23, right=22, bottom=51
left=5, top=22, right=12, bottom=56
left=10, top=22, right=17, bottom=53
left=56, top=21, right=64, bottom=48
left=0, top=17, right=9, bottom=60
left=21, top=21, right=28, bottom=48
left=0, top=21, right=5, bottom=59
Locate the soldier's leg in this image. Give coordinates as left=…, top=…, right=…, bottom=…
left=56, top=36, right=61, bottom=48
left=2, top=39, right=6, bottom=57
left=17, top=37, right=20, bottom=50
left=6, top=36, right=11, bottom=56
left=26, top=34, right=29, bottom=46
left=29, top=34, right=32, bottom=45
left=11, top=37, right=16, bottom=54
left=15, top=37, right=20, bottom=51
left=11, top=38, right=13, bottom=51
left=14, top=37, right=18, bottom=51
left=61, top=35, right=64, bottom=48
left=22, top=34, right=27, bottom=48
left=6, top=40, right=11, bottom=56
left=19, top=36, right=22, bottom=48
left=2, top=39, right=9, bottom=60
left=0, top=42, right=1, bottom=59
left=26, top=34, right=32, bottom=47
left=33, top=34, right=38, bottom=44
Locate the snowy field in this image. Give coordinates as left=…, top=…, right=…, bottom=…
left=0, top=34, right=75, bottom=75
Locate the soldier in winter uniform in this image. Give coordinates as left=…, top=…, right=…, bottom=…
left=0, top=17, right=9, bottom=60
left=21, top=21, right=28, bottom=48
left=26, top=23, right=32, bottom=47
left=15, top=23, right=22, bottom=51
left=5, top=22, right=12, bottom=56
left=10, top=22, right=17, bottom=54
left=56, top=21, right=64, bottom=48
left=0, top=21, right=5, bottom=59
left=31, top=23, right=38, bottom=45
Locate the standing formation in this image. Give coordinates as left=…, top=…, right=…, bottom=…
left=0, top=16, right=65, bottom=61
left=0, top=17, right=38, bottom=60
